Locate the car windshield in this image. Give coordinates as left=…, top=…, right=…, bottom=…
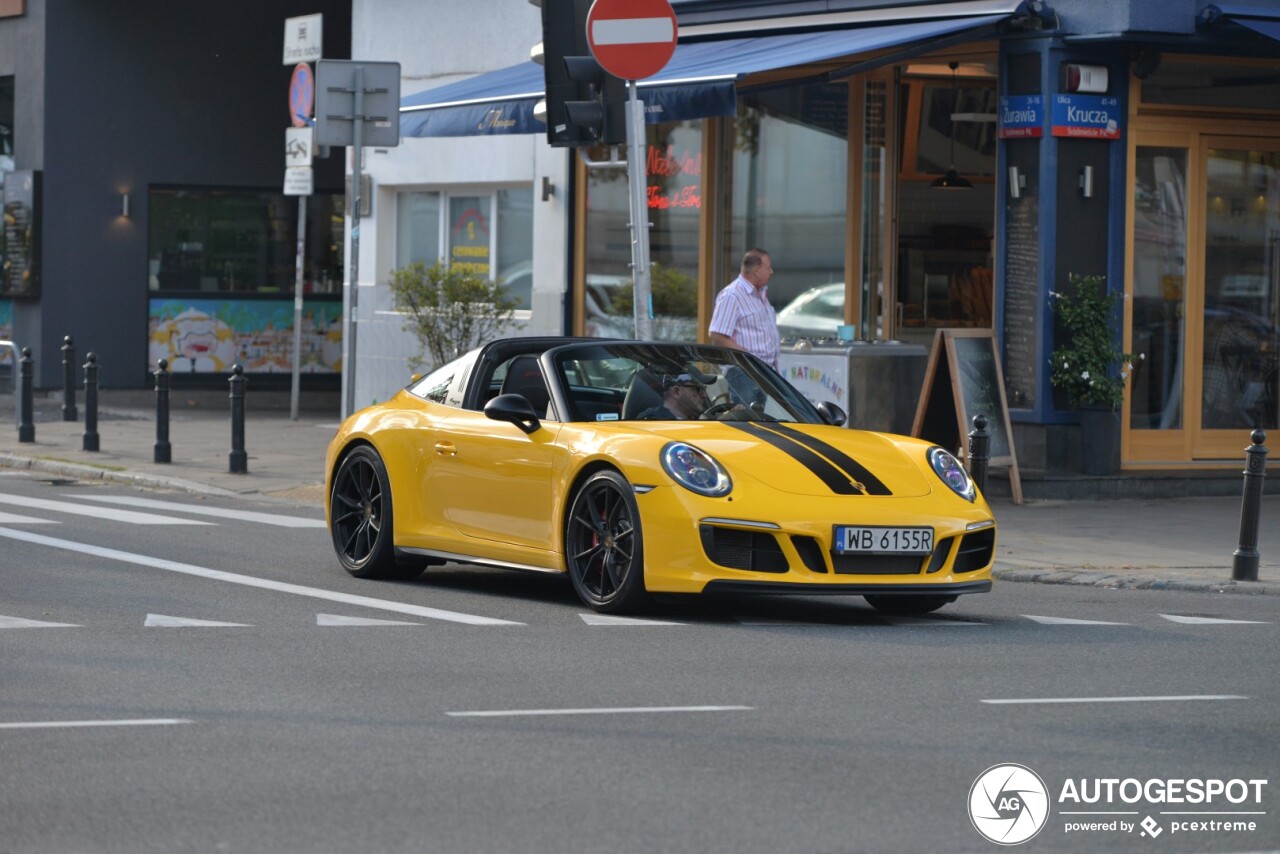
left=549, top=342, right=824, bottom=424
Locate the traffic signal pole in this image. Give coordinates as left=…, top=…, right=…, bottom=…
left=625, top=80, right=653, bottom=341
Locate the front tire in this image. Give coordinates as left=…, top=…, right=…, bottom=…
left=330, top=445, right=417, bottom=580
left=863, top=594, right=956, bottom=616
left=565, top=470, right=648, bottom=613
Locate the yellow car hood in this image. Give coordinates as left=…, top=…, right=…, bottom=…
left=624, top=421, right=935, bottom=498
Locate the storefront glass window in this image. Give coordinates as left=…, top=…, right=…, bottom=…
left=1141, top=59, right=1280, bottom=111
left=393, top=188, right=534, bottom=310
left=584, top=119, right=703, bottom=340
left=894, top=69, right=996, bottom=346
left=148, top=187, right=344, bottom=294
left=1201, top=147, right=1280, bottom=431
left=395, top=190, right=441, bottom=267
left=1129, top=147, right=1188, bottom=430
left=729, top=84, right=848, bottom=339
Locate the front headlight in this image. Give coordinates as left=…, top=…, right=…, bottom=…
left=660, top=442, right=732, bottom=497
left=928, top=447, right=976, bottom=502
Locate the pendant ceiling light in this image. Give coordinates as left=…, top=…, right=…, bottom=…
left=932, top=62, right=973, bottom=190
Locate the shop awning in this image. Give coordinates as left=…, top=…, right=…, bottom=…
left=399, top=13, right=1011, bottom=138
left=1201, top=4, right=1280, bottom=41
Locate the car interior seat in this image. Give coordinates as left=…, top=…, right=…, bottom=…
left=621, top=368, right=663, bottom=419
left=500, top=355, right=552, bottom=418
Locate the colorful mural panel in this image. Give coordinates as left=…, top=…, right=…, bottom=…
left=148, top=298, right=342, bottom=374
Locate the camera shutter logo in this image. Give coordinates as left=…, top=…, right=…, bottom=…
left=969, top=764, right=1051, bottom=845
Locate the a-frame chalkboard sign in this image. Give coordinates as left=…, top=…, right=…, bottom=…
left=911, top=328, right=1022, bottom=505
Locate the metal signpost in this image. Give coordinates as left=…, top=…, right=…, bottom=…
left=585, top=0, right=677, bottom=341
left=315, top=60, right=400, bottom=418
left=284, top=53, right=316, bottom=421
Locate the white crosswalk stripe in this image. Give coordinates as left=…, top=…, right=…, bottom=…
left=67, top=494, right=327, bottom=528
left=0, top=494, right=214, bottom=525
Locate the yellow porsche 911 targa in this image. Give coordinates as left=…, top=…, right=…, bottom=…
left=325, top=338, right=995, bottom=614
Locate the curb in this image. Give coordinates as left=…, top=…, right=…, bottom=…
left=994, top=566, right=1279, bottom=596
left=0, top=452, right=242, bottom=499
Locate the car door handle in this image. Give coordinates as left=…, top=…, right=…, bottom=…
left=434, top=442, right=457, bottom=457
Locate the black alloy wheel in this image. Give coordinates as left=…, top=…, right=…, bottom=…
left=565, top=470, right=648, bottom=613
left=863, top=594, right=956, bottom=616
left=330, top=445, right=416, bottom=579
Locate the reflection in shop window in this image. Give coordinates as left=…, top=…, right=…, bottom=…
left=1129, top=147, right=1187, bottom=430
left=584, top=120, right=702, bottom=340
left=148, top=187, right=344, bottom=294
left=729, top=84, right=848, bottom=340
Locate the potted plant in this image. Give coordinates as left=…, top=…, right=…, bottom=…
left=1048, top=273, right=1142, bottom=474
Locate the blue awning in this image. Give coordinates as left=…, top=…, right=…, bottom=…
left=400, top=14, right=1010, bottom=138
left=1201, top=4, right=1280, bottom=41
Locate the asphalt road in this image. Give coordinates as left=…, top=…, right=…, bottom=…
left=1, top=471, right=1276, bottom=854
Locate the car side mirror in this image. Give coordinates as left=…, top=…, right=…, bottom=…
left=484, top=393, right=542, bottom=434
left=816, top=401, right=847, bottom=427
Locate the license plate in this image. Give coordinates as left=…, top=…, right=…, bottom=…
left=833, top=526, right=934, bottom=555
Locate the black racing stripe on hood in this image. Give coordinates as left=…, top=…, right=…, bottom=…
left=758, top=422, right=893, bottom=496
left=727, top=422, right=864, bottom=495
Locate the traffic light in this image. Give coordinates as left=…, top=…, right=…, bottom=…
left=533, top=0, right=626, bottom=147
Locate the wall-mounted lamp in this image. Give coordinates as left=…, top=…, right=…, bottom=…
left=121, top=192, right=131, bottom=218
left=1008, top=166, right=1026, bottom=199
left=541, top=175, right=555, bottom=202
left=1079, top=165, right=1094, bottom=198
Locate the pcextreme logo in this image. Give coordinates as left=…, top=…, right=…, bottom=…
left=969, top=764, right=1270, bottom=846
left=969, top=764, right=1051, bottom=845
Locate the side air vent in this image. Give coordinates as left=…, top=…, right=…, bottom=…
left=954, top=528, right=996, bottom=574
left=699, top=525, right=788, bottom=573
left=926, top=537, right=954, bottom=574
left=790, top=535, right=828, bottom=573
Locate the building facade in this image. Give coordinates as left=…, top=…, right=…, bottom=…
left=356, top=0, right=1280, bottom=487
left=5, top=0, right=1280, bottom=487
left=0, top=0, right=351, bottom=394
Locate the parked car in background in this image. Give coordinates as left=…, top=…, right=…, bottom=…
left=776, top=282, right=845, bottom=339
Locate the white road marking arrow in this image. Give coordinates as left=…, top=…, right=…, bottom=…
left=0, top=510, right=57, bottom=524
left=0, top=494, right=213, bottom=526
left=0, top=614, right=81, bottom=628
left=144, top=614, right=252, bottom=628
left=316, top=614, right=422, bottom=627
left=1023, top=615, right=1131, bottom=625
left=0, top=528, right=523, bottom=626
left=1159, top=614, right=1270, bottom=625
left=579, top=613, right=685, bottom=626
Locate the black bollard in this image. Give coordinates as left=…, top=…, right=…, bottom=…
left=61, top=335, right=77, bottom=421
left=1231, top=429, right=1267, bottom=582
left=968, top=414, right=990, bottom=496
left=83, top=353, right=100, bottom=452
left=18, top=347, right=34, bottom=443
left=154, top=358, right=171, bottom=464
left=228, top=363, right=247, bottom=474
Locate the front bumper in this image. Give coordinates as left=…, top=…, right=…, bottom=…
left=634, top=483, right=995, bottom=596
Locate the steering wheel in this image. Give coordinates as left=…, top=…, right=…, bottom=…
left=699, top=401, right=738, bottom=420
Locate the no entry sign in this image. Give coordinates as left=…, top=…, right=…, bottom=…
left=586, top=0, right=677, bottom=81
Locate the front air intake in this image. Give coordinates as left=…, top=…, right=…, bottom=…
left=699, top=525, right=788, bottom=573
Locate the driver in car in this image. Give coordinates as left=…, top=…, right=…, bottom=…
left=636, top=373, right=710, bottom=420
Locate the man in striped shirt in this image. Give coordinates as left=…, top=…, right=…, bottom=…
left=708, top=248, right=780, bottom=368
